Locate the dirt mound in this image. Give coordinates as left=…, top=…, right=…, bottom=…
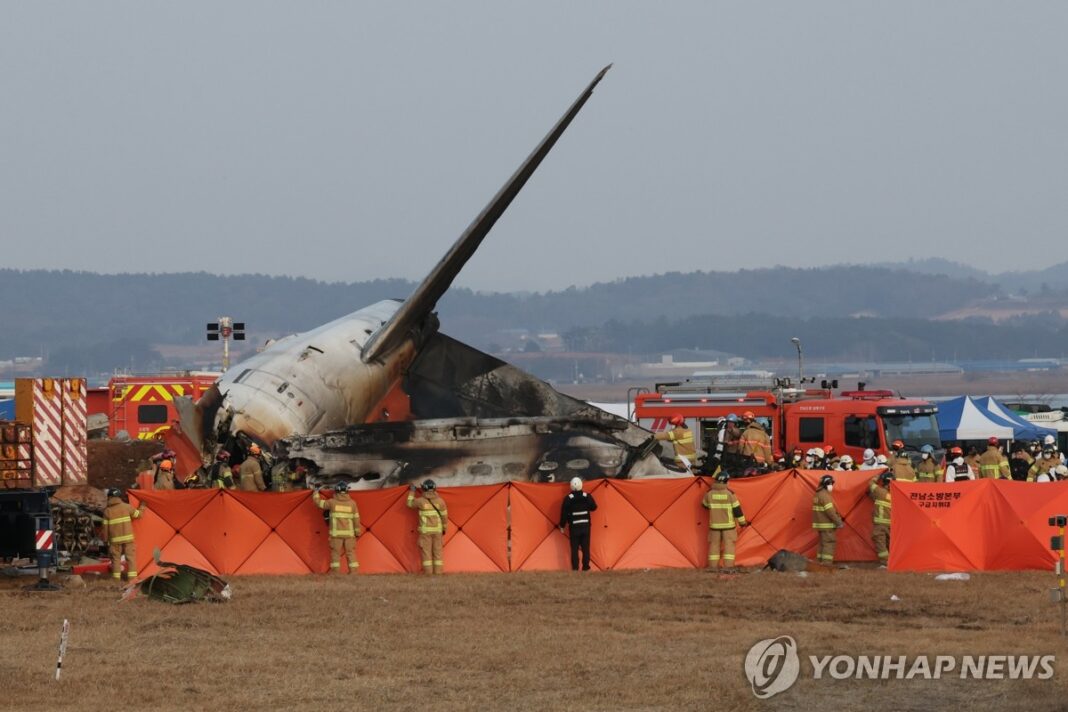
left=87, top=439, right=163, bottom=490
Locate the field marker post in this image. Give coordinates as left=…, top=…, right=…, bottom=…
left=55, top=619, right=70, bottom=681
left=1048, top=515, right=1067, bottom=636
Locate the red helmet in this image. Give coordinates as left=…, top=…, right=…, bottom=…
left=742, top=410, right=755, bottom=421
left=892, top=439, right=905, bottom=450
left=159, top=459, right=173, bottom=471
left=824, top=445, right=836, bottom=455
left=773, top=450, right=784, bottom=460
left=988, top=436, right=999, bottom=446
left=669, top=414, right=685, bottom=427
left=950, top=446, right=963, bottom=455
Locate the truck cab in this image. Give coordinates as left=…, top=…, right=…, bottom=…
left=632, top=377, right=941, bottom=467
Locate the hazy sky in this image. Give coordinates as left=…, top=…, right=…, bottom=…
left=3, top=3, right=1067, bottom=292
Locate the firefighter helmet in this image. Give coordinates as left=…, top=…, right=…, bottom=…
left=159, top=459, right=173, bottom=471
left=839, top=454, right=854, bottom=467
left=988, top=436, right=999, bottom=447
left=1045, top=434, right=1056, bottom=446
left=570, top=477, right=583, bottom=492
left=669, top=414, right=685, bottom=427
left=921, top=444, right=935, bottom=454
left=106, top=487, right=121, bottom=498
left=421, top=479, right=436, bottom=491
left=863, top=448, right=876, bottom=461
left=726, top=413, right=738, bottom=423
left=949, top=446, right=963, bottom=456
left=249, top=443, right=261, bottom=455
left=715, top=471, right=729, bottom=483
left=879, top=470, right=895, bottom=485
left=892, top=439, right=905, bottom=450
left=742, top=410, right=755, bottom=421
left=335, top=481, right=349, bottom=493
left=819, top=474, right=835, bottom=489
left=813, top=448, right=825, bottom=460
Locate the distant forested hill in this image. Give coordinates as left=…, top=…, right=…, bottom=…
left=0, top=265, right=1064, bottom=373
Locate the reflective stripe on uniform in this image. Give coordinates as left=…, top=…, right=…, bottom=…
left=106, top=516, right=131, bottom=525
left=110, top=534, right=134, bottom=543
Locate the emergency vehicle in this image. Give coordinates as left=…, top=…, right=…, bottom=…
left=632, top=376, right=942, bottom=466
left=93, top=373, right=220, bottom=440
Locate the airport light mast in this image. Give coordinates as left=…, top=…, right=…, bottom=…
left=207, top=317, right=245, bottom=371
left=790, top=337, right=804, bottom=383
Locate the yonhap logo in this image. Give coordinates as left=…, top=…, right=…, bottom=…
left=745, top=636, right=800, bottom=699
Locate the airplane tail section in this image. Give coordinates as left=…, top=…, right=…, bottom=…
left=361, top=65, right=612, bottom=364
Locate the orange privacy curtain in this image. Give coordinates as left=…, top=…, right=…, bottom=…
left=888, top=479, right=1068, bottom=571
left=128, top=472, right=887, bottom=576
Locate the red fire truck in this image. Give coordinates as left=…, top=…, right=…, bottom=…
left=89, top=373, right=220, bottom=440
left=632, top=376, right=942, bottom=465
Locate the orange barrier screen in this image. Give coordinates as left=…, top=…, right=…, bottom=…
left=889, top=479, right=1068, bottom=572
left=127, top=471, right=889, bottom=577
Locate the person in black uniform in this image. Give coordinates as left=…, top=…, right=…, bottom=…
left=559, top=477, right=598, bottom=571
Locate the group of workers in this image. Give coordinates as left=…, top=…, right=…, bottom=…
left=149, top=446, right=306, bottom=492
left=100, top=420, right=1063, bottom=582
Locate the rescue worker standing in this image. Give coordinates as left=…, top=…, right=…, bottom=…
left=1029, top=447, right=1060, bottom=482
left=868, top=471, right=894, bottom=566
left=209, top=451, right=235, bottom=489
left=154, top=458, right=177, bottom=490
left=812, top=474, right=843, bottom=565
left=916, top=445, right=941, bottom=483
left=239, top=455, right=266, bottom=492
left=407, top=480, right=448, bottom=574
left=889, top=440, right=917, bottom=482
left=655, top=414, right=696, bottom=471
left=559, top=477, right=598, bottom=571
left=103, top=487, right=146, bottom=584
left=738, top=411, right=773, bottom=471
left=977, top=437, right=1010, bottom=480
left=945, top=447, right=974, bottom=481
left=313, top=482, right=360, bottom=574
left=702, top=472, right=747, bottom=572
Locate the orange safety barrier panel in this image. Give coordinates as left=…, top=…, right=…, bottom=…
left=128, top=472, right=883, bottom=577
left=889, top=479, right=1068, bottom=572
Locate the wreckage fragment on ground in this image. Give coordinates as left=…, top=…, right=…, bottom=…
left=172, top=66, right=670, bottom=488
left=131, top=552, right=232, bottom=604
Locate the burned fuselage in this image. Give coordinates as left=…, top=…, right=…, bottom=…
left=281, top=415, right=661, bottom=489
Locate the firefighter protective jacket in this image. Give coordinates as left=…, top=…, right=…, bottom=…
left=407, top=491, right=448, bottom=534
left=313, top=490, right=361, bottom=538
left=738, top=423, right=773, bottom=464
left=560, top=491, right=598, bottom=531
left=239, top=457, right=266, bottom=491
left=811, top=489, right=843, bottom=530
left=889, top=454, right=917, bottom=482
left=977, top=446, right=1010, bottom=480
left=702, top=483, right=746, bottom=530
left=867, top=479, right=891, bottom=526
left=916, top=458, right=942, bottom=482
left=103, top=496, right=144, bottom=544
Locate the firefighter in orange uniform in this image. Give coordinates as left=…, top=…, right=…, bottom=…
left=103, top=487, right=146, bottom=583
left=407, top=479, right=448, bottom=574
left=702, top=472, right=748, bottom=571
left=312, top=481, right=361, bottom=574
left=868, top=470, right=893, bottom=566
left=738, top=411, right=773, bottom=470
left=654, top=414, right=696, bottom=471
left=238, top=453, right=266, bottom=491
left=812, top=474, right=843, bottom=565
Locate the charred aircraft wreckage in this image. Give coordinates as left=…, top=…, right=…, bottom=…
left=174, top=66, right=672, bottom=489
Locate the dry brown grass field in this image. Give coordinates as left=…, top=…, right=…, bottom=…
left=3, top=569, right=1067, bottom=711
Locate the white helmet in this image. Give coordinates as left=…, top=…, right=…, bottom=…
left=570, top=477, right=583, bottom=492
left=806, top=448, right=817, bottom=456
left=876, top=454, right=888, bottom=465
left=863, top=448, right=875, bottom=461
left=813, top=448, right=826, bottom=459
left=1056, top=465, right=1068, bottom=478
left=839, top=454, right=854, bottom=466
left=1045, top=435, right=1056, bottom=446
